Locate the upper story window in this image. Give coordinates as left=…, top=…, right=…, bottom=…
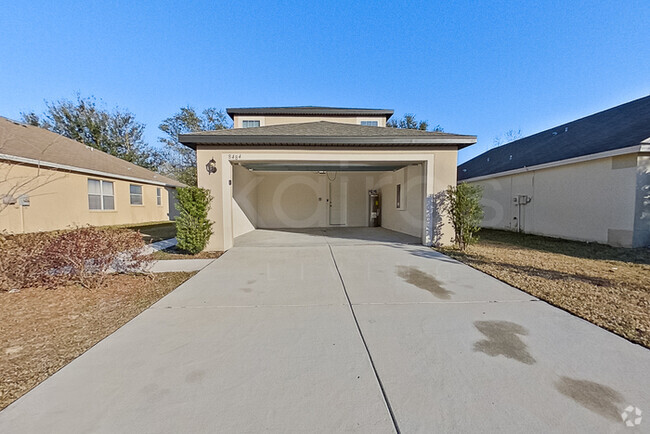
left=156, top=188, right=162, bottom=206
left=242, top=120, right=261, bottom=128
left=130, top=184, right=143, bottom=205
left=361, top=121, right=378, bottom=126
left=88, top=179, right=114, bottom=210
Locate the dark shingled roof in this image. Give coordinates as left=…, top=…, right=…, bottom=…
left=458, top=95, right=650, bottom=181
left=0, top=117, right=184, bottom=187
left=226, top=106, right=394, bottom=120
left=180, top=121, right=476, bottom=149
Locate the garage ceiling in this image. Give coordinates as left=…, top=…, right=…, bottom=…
left=239, top=161, right=414, bottom=172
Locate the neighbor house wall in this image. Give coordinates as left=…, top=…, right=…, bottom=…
left=234, top=115, right=388, bottom=128
left=0, top=162, right=176, bottom=234
left=469, top=154, right=644, bottom=247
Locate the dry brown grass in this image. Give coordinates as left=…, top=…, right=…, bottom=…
left=0, top=272, right=195, bottom=410
left=438, top=230, right=650, bottom=348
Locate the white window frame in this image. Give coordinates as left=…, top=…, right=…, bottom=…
left=156, top=188, right=162, bottom=206
left=360, top=120, right=378, bottom=126
left=88, top=179, right=115, bottom=211
left=130, top=184, right=143, bottom=206
left=242, top=120, right=261, bottom=128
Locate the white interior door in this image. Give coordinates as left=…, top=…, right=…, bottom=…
left=329, top=180, right=347, bottom=225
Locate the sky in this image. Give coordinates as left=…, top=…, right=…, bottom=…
left=1, top=0, right=648, bottom=164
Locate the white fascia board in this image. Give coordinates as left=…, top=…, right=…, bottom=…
left=0, top=153, right=177, bottom=188
left=461, top=144, right=644, bottom=183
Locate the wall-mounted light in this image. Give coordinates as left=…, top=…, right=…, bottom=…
left=206, top=158, right=217, bottom=175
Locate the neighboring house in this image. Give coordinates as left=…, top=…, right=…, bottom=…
left=458, top=95, right=650, bottom=248
left=0, top=116, right=184, bottom=234
left=179, top=106, right=476, bottom=251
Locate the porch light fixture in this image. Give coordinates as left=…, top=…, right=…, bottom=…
left=206, top=158, right=217, bottom=174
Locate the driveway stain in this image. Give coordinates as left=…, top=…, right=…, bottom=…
left=555, top=376, right=624, bottom=422
left=247, top=279, right=256, bottom=285
left=473, top=320, right=536, bottom=364
left=185, top=370, right=206, bottom=384
left=240, top=288, right=252, bottom=293
left=396, top=266, right=453, bottom=299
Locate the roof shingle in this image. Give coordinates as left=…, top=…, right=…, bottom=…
left=458, top=95, right=650, bottom=181
left=0, top=117, right=183, bottom=187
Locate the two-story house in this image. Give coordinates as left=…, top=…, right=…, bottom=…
left=179, top=106, right=476, bottom=251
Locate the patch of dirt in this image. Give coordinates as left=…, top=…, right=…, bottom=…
left=149, top=246, right=224, bottom=260
left=438, top=230, right=650, bottom=348
left=0, top=272, right=195, bottom=410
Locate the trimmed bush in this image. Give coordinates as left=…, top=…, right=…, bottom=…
left=175, top=187, right=213, bottom=254
left=444, top=183, right=484, bottom=250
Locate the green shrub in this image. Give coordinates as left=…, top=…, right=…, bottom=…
left=444, top=183, right=484, bottom=250
left=175, top=187, right=213, bottom=254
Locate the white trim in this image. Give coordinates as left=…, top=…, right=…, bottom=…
left=461, top=145, right=646, bottom=183
left=0, top=153, right=179, bottom=188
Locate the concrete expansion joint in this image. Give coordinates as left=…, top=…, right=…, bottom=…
left=326, top=240, right=401, bottom=434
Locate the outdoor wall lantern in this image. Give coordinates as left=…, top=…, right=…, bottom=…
left=206, top=158, right=218, bottom=175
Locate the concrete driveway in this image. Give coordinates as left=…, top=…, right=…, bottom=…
left=1, top=228, right=648, bottom=433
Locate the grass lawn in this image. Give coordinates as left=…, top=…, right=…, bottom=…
left=438, top=229, right=650, bottom=348
left=124, top=221, right=176, bottom=243
left=0, top=272, right=195, bottom=410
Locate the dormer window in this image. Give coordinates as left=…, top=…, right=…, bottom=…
left=360, top=121, right=378, bottom=126
left=242, top=120, right=261, bottom=128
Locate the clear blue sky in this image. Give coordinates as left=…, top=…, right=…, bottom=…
left=1, top=1, right=648, bottom=163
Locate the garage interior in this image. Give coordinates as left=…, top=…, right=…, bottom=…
left=231, top=161, right=426, bottom=241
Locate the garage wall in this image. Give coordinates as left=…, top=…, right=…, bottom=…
left=377, top=164, right=424, bottom=238
left=254, top=171, right=379, bottom=228
left=232, top=165, right=259, bottom=237
left=469, top=155, right=641, bottom=246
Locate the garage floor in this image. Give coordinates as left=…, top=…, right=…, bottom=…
left=1, top=228, right=648, bottom=432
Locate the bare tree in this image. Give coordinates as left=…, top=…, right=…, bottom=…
left=0, top=130, right=66, bottom=215
left=492, top=129, right=523, bottom=148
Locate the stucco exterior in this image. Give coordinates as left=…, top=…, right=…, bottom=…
left=0, top=162, right=178, bottom=234
left=467, top=152, right=650, bottom=247
left=234, top=115, right=388, bottom=128
left=196, top=148, right=457, bottom=251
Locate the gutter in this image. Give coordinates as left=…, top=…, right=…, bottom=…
left=179, top=134, right=477, bottom=148
left=0, top=153, right=182, bottom=188
left=459, top=144, right=649, bottom=183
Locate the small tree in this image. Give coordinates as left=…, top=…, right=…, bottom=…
left=175, top=187, right=213, bottom=254
left=445, top=183, right=484, bottom=250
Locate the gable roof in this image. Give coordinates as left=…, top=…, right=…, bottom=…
left=180, top=121, right=476, bottom=149
left=226, top=106, right=394, bottom=120
left=0, top=117, right=183, bottom=187
left=458, top=95, right=650, bottom=181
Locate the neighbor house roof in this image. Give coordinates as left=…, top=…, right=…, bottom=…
left=458, top=95, right=650, bottom=181
left=226, top=106, right=394, bottom=120
left=0, top=117, right=184, bottom=187
left=180, top=121, right=476, bottom=149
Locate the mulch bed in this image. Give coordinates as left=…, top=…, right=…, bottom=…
left=438, top=230, right=650, bottom=349
left=149, top=246, right=224, bottom=260
left=0, top=272, right=195, bottom=410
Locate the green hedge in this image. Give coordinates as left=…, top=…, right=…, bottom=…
left=175, top=187, right=214, bottom=254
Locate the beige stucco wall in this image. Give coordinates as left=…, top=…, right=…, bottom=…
left=377, top=165, right=424, bottom=238
left=234, top=115, right=387, bottom=128
left=0, top=162, right=176, bottom=234
left=197, top=148, right=457, bottom=251
left=468, top=154, right=648, bottom=247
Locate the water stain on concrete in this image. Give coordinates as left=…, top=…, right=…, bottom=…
left=396, top=266, right=453, bottom=299
left=240, top=287, right=252, bottom=293
left=185, top=370, right=206, bottom=384
left=247, top=279, right=256, bottom=285
left=473, top=320, right=536, bottom=364
left=555, top=376, right=624, bottom=422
